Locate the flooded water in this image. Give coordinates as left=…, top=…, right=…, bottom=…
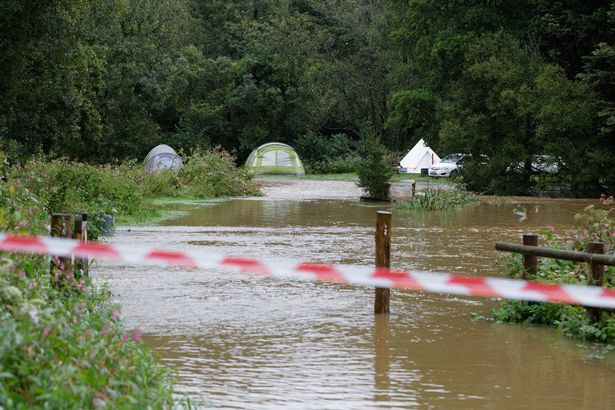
left=93, top=180, right=615, bottom=408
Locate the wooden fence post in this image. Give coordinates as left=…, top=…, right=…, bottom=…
left=50, top=213, right=73, bottom=284
left=375, top=211, right=392, bottom=314
left=410, top=180, right=416, bottom=199
left=522, top=234, right=538, bottom=279
left=587, top=241, right=606, bottom=322
left=73, top=213, right=89, bottom=277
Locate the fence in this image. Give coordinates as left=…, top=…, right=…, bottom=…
left=496, top=234, right=614, bottom=321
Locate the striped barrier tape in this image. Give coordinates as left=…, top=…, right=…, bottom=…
left=1, top=232, right=615, bottom=309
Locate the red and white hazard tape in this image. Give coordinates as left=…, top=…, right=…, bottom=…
left=1, top=232, right=615, bottom=309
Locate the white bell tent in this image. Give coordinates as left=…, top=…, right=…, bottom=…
left=399, top=139, right=440, bottom=173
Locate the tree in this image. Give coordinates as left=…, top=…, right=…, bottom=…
left=356, top=135, right=395, bottom=200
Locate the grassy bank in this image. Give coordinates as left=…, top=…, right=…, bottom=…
left=0, top=149, right=258, bottom=407
left=257, top=172, right=449, bottom=183
left=491, top=205, right=615, bottom=345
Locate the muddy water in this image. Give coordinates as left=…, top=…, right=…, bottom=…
left=94, top=187, right=615, bottom=409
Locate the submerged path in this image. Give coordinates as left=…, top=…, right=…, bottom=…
left=93, top=181, right=615, bottom=409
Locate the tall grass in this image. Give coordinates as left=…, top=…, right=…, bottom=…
left=397, top=188, right=478, bottom=211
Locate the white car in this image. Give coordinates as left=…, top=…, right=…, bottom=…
left=428, top=153, right=466, bottom=177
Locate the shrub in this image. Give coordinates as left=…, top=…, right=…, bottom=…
left=356, top=136, right=395, bottom=200
left=178, top=147, right=260, bottom=198
left=304, top=154, right=362, bottom=174
left=491, top=206, right=615, bottom=344
left=6, top=150, right=261, bottom=234
left=397, top=188, right=478, bottom=211
left=0, top=178, right=176, bottom=407
left=295, top=132, right=359, bottom=174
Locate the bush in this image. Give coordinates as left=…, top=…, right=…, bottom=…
left=178, top=147, right=260, bottom=198
left=0, top=178, right=176, bottom=407
left=304, top=154, right=362, bottom=174
left=491, top=206, right=615, bottom=344
left=356, top=136, right=395, bottom=200
left=6, top=149, right=261, bottom=234
left=397, top=188, right=478, bottom=211
left=295, top=132, right=359, bottom=174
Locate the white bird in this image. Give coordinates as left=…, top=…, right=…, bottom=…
left=513, top=207, right=527, bottom=222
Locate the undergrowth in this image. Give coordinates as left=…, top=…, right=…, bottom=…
left=0, top=175, right=179, bottom=408
left=7, top=148, right=260, bottom=236
left=492, top=205, right=615, bottom=344
left=397, top=188, right=478, bottom=211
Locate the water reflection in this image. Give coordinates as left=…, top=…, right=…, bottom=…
left=373, top=315, right=391, bottom=404
left=93, top=195, right=615, bottom=408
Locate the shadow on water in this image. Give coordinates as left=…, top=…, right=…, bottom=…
left=94, top=195, right=615, bottom=408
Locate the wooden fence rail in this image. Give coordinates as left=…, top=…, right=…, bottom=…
left=496, top=234, right=612, bottom=321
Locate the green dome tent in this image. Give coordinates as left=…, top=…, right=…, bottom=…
left=245, top=142, right=305, bottom=176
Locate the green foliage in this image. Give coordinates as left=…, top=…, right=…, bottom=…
left=356, top=136, right=395, bottom=200
left=387, top=1, right=614, bottom=197
left=294, top=132, right=359, bottom=174
left=492, top=207, right=615, bottom=344
left=6, top=149, right=259, bottom=237
left=396, top=188, right=477, bottom=211
left=177, top=148, right=261, bottom=199
left=0, top=178, right=176, bottom=407
left=2, top=0, right=614, bottom=196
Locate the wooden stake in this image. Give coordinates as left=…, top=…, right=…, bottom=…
left=587, top=241, right=606, bottom=323
left=73, top=213, right=89, bottom=277
left=375, top=211, right=392, bottom=314
left=522, top=234, right=538, bottom=279
left=50, top=213, right=73, bottom=285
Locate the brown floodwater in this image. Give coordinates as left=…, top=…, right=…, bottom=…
left=93, top=183, right=615, bottom=409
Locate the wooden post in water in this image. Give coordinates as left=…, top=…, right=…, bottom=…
left=587, top=241, right=606, bottom=322
left=73, top=213, right=89, bottom=277
left=522, top=234, right=538, bottom=279
left=375, top=211, right=392, bottom=314
left=50, top=213, right=73, bottom=284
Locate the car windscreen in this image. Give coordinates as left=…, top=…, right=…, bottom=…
left=440, top=154, right=463, bottom=163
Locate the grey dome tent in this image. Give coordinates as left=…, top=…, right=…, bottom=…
left=143, top=144, right=183, bottom=173
left=245, top=142, right=305, bottom=176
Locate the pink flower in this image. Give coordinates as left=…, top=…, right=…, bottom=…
left=93, top=398, right=100, bottom=408
left=111, top=310, right=119, bottom=319
left=42, top=326, right=52, bottom=337
left=133, top=327, right=142, bottom=343
left=121, top=333, right=129, bottom=344
left=102, top=326, right=111, bottom=336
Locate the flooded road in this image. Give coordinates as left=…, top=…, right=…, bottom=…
left=94, top=179, right=615, bottom=408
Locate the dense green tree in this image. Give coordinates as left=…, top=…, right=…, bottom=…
left=387, top=0, right=614, bottom=195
